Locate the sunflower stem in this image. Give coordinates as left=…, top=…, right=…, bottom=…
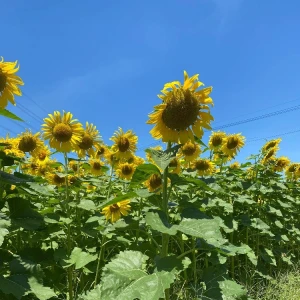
left=64, top=153, right=73, bottom=300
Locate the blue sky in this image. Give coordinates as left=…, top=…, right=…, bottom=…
left=2, top=0, right=300, bottom=163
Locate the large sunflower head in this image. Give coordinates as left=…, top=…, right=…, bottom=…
left=115, top=162, right=136, bottom=180
left=144, top=173, right=163, bottom=193
left=89, top=158, right=104, bottom=176
left=0, top=135, right=25, bottom=158
left=147, top=71, right=214, bottom=144
left=273, top=156, right=290, bottom=172
left=102, top=200, right=131, bottom=223
left=208, top=131, right=226, bottom=151
left=178, top=141, right=201, bottom=163
left=262, top=138, right=281, bottom=153
left=17, top=130, right=44, bottom=156
left=193, top=159, right=215, bottom=176
left=110, top=127, right=138, bottom=159
left=74, top=122, right=102, bottom=158
left=42, top=111, right=84, bottom=152
left=0, top=58, right=24, bottom=109
left=221, top=133, right=245, bottom=157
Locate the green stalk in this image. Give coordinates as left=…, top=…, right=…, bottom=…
left=64, top=153, right=73, bottom=300
left=179, top=234, right=188, bottom=281
left=192, top=238, right=197, bottom=285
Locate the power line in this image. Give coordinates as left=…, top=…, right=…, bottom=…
left=212, top=104, right=300, bottom=131
left=247, top=128, right=300, bottom=143
left=0, top=125, right=18, bottom=135
left=17, top=102, right=43, bottom=123
left=23, top=92, right=50, bottom=115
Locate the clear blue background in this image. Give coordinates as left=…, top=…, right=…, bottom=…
left=2, top=0, right=300, bottom=162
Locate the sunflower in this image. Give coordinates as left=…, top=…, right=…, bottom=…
left=0, top=58, right=24, bottom=109
left=46, top=173, right=66, bottom=186
left=144, top=173, right=163, bottom=192
left=74, top=122, right=102, bottom=158
left=94, top=144, right=109, bottom=160
left=285, top=163, right=300, bottom=179
left=115, top=162, right=136, bottom=180
left=273, top=156, right=290, bottom=172
left=89, top=158, right=104, bottom=176
left=208, top=131, right=226, bottom=151
left=212, top=153, right=233, bottom=165
left=221, top=134, right=245, bottom=157
left=110, top=127, right=138, bottom=159
left=31, top=145, right=51, bottom=165
left=147, top=71, right=214, bottom=144
left=127, top=154, right=144, bottom=166
left=261, top=146, right=279, bottom=165
left=104, top=148, right=120, bottom=167
left=102, top=200, right=131, bottom=223
left=229, top=162, right=240, bottom=169
left=42, top=111, right=84, bottom=152
left=262, top=138, right=281, bottom=153
left=178, top=141, right=201, bottom=163
left=82, top=182, right=97, bottom=193
left=193, top=159, right=214, bottom=176
left=168, top=158, right=181, bottom=174
left=0, top=135, right=25, bottom=158
left=17, top=130, right=44, bottom=156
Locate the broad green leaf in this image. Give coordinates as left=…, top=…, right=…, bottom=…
left=0, top=275, right=28, bottom=299
left=146, top=144, right=181, bottom=171
left=145, top=210, right=178, bottom=235
left=98, top=191, right=137, bottom=210
left=0, top=219, right=10, bottom=246
left=218, top=280, right=247, bottom=300
left=77, top=199, right=96, bottom=211
left=0, top=108, right=23, bottom=121
left=154, top=255, right=191, bottom=273
left=64, top=247, right=97, bottom=269
left=0, top=170, right=32, bottom=184
left=28, top=277, right=56, bottom=300
left=130, top=163, right=161, bottom=186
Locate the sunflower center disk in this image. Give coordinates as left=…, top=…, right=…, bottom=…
left=53, top=174, right=65, bottom=184
left=38, top=152, right=47, bottom=161
left=78, top=134, right=94, bottom=150
left=169, top=159, right=178, bottom=168
left=97, top=147, right=105, bottom=155
left=71, top=164, right=78, bottom=172
left=149, top=174, right=162, bottom=190
left=212, top=136, right=223, bottom=147
left=0, top=72, right=7, bottom=93
left=53, top=123, right=73, bottom=143
left=195, top=161, right=209, bottom=171
left=93, top=162, right=101, bottom=170
left=265, top=142, right=276, bottom=150
left=118, top=137, right=130, bottom=152
left=227, top=137, right=239, bottom=150
left=182, top=144, right=196, bottom=156
left=122, top=165, right=133, bottom=175
left=265, top=150, right=275, bottom=159
left=18, top=136, right=37, bottom=152
left=162, top=89, right=199, bottom=131
left=110, top=204, right=120, bottom=213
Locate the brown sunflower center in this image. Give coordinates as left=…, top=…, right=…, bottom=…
left=118, top=137, right=130, bottom=152
left=169, top=158, right=178, bottom=168
left=97, top=147, right=105, bottom=156
left=182, top=143, right=197, bottom=156
left=30, top=163, right=38, bottom=170
left=195, top=160, right=209, bottom=171
left=78, top=134, right=94, bottom=150
left=18, top=136, right=37, bottom=152
left=162, top=89, right=199, bottom=131
left=0, top=71, right=7, bottom=93
left=149, top=174, right=162, bottom=190
left=38, top=151, right=47, bottom=161
left=265, top=141, right=277, bottom=150
left=211, top=135, right=223, bottom=147
left=121, top=164, right=133, bottom=175
left=276, top=159, right=287, bottom=168
left=53, top=123, right=73, bottom=143
left=53, top=174, right=65, bottom=185
left=265, top=149, right=275, bottom=160
left=227, top=137, right=239, bottom=150
left=92, top=161, right=101, bottom=170
left=69, top=176, right=77, bottom=184
left=288, top=165, right=297, bottom=173
left=109, top=204, right=120, bottom=213
left=71, top=163, right=78, bottom=172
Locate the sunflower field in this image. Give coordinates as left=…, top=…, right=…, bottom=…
left=1, top=58, right=300, bottom=300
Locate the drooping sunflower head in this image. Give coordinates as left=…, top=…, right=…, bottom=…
left=89, top=158, right=104, bottom=176
left=221, top=133, right=245, bottom=157
left=168, top=158, right=181, bottom=174
left=208, top=131, right=226, bottom=151
left=178, top=141, right=201, bottom=163
left=193, top=159, right=214, bottom=176
left=144, top=173, right=163, bottom=193
left=110, top=127, right=138, bottom=159
left=75, top=122, right=102, bottom=158
left=262, top=138, right=281, bottom=153
left=229, top=162, right=240, bottom=169
left=273, top=156, right=290, bottom=172
left=147, top=71, right=214, bottom=144
left=115, top=162, right=136, bottom=180
left=17, top=130, right=44, bottom=155
left=0, top=58, right=24, bottom=109
left=104, top=148, right=120, bottom=166
left=46, top=173, right=66, bottom=187
left=285, top=163, right=300, bottom=179
left=42, top=111, right=84, bottom=152
left=101, top=200, right=131, bottom=223
left=212, top=153, right=233, bottom=165
left=94, top=144, right=109, bottom=159
left=261, top=146, right=279, bottom=165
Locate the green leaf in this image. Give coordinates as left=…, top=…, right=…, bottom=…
left=28, top=277, right=56, bottom=300
left=146, top=144, right=181, bottom=171
left=77, top=199, right=96, bottom=211
left=98, top=191, right=137, bottom=210
left=218, top=279, right=247, bottom=300
left=145, top=210, right=178, bottom=235
left=154, top=255, right=191, bottom=274
left=130, top=164, right=161, bottom=186
left=0, top=219, right=10, bottom=246
left=0, top=108, right=23, bottom=121
left=64, top=247, right=97, bottom=269
left=7, top=197, right=44, bottom=230
left=0, top=170, right=32, bottom=184
left=0, top=274, right=29, bottom=299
